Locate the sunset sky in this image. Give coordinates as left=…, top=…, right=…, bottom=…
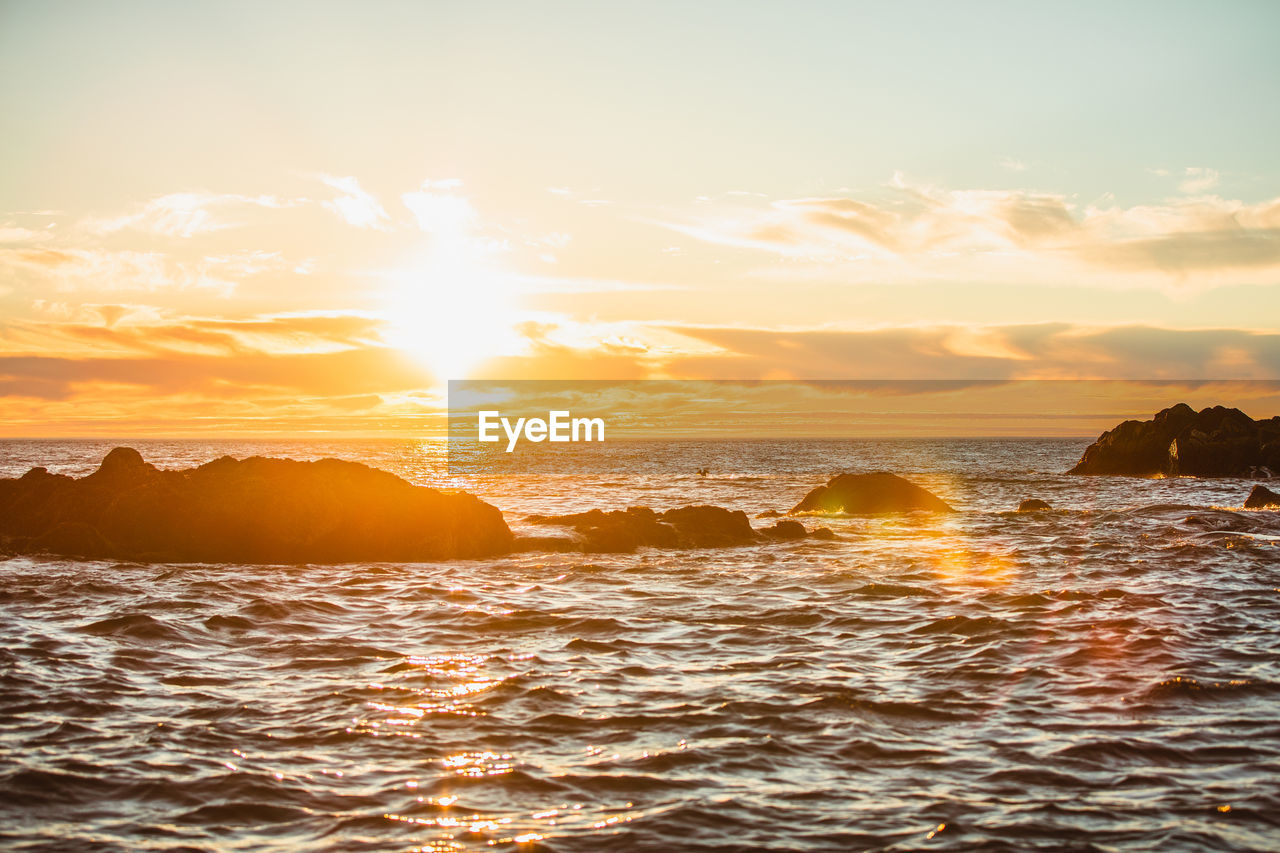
left=2, top=0, right=1279, bottom=435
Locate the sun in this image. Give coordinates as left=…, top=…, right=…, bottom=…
left=382, top=191, right=526, bottom=380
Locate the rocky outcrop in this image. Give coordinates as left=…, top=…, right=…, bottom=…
left=1017, top=499, right=1052, bottom=512
left=1069, top=404, right=1280, bottom=478
left=525, top=505, right=834, bottom=553
left=789, top=472, right=953, bottom=515
left=0, top=447, right=512, bottom=562
left=1245, top=484, right=1280, bottom=509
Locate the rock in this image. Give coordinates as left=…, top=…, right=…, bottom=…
left=1245, top=484, right=1280, bottom=509
left=1069, top=404, right=1280, bottom=477
left=31, top=521, right=111, bottom=559
left=526, top=505, right=842, bottom=552
left=808, top=527, right=838, bottom=540
left=1017, top=499, right=1052, bottom=512
left=789, top=472, right=953, bottom=515
left=756, top=509, right=782, bottom=518
left=664, top=505, right=759, bottom=547
left=0, top=448, right=512, bottom=563
left=528, top=504, right=759, bottom=553
left=760, top=519, right=807, bottom=540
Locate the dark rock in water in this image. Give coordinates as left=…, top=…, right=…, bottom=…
left=526, top=506, right=842, bottom=552
left=1245, top=484, right=1280, bottom=509
left=760, top=519, right=807, bottom=540
left=809, top=527, right=838, bottom=540
left=0, top=448, right=512, bottom=563
left=1068, top=403, right=1196, bottom=476
left=1069, top=403, right=1280, bottom=477
left=790, top=472, right=953, bottom=515
left=1017, top=499, right=1052, bottom=512
left=756, top=509, right=782, bottom=518
left=527, top=505, right=758, bottom=553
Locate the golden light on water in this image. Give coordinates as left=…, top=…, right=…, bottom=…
left=930, top=545, right=1017, bottom=586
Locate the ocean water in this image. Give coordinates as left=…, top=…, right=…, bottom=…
left=1, top=438, right=1279, bottom=852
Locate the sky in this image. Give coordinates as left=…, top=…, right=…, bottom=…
left=2, top=0, right=1279, bottom=435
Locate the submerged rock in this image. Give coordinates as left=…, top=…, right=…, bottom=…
left=789, top=472, right=953, bottom=515
left=1069, top=404, right=1280, bottom=477
left=1017, top=499, right=1052, bottom=512
left=1245, top=484, right=1280, bottom=509
left=0, top=448, right=512, bottom=563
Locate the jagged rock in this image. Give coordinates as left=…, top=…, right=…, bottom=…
left=0, top=448, right=512, bottom=563
left=1245, top=484, right=1280, bottom=509
left=789, top=472, right=953, bottom=515
left=1017, top=499, right=1052, bottom=512
left=1069, top=404, right=1280, bottom=477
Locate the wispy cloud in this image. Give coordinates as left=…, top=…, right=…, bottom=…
left=656, top=175, right=1280, bottom=288
left=0, top=246, right=304, bottom=295
left=318, top=175, right=391, bottom=230
left=1178, top=167, right=1221, bottom=195
left=661, top=322, right=1280, bottom=380
left=85, top=192, right=295, bottom=237
left=401, top=180, right=476, bottom=235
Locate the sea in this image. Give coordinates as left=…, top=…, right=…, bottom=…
left=1, top=438, right=1278, bottom=852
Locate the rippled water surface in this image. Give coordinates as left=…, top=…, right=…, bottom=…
left=2, top=439, right=1279, bottom=851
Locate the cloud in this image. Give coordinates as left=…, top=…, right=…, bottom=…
left=0, top=347, right=431, bottom=399
left=0, top=346, right=441, bottom=437
left=3, top=310, right=1276, bottom=435
left=319, top=175, right=391, bottom=230
left=1179, top=167, right=1221, bottom=195
left=85, top=192, right=294, bottom=237
left=401, top=181, right=476, bottom=235
left=0, top=246, right=304, bottom=295
left=0, top=225, right=52, bottom=243
left=658, top=176, right=1280, bottom=288
left=0, top=309, right=434, bottom=414
left=661, top=323, right=1280, bottom=380
left=0, top=310, right=389, bottom=360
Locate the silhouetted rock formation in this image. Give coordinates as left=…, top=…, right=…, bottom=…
left=789, top=472, right=953, bottom=515
left=1245, top=484, right=1280, bottom=509
left=1017, top=499, right=1052, bottom=512
left=1068, top=404, right=1280, bottom=477
left=0, top=448, right=512, bottom=562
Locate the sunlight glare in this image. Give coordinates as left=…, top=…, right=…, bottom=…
left=385, top=187, right=525, bottom=379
